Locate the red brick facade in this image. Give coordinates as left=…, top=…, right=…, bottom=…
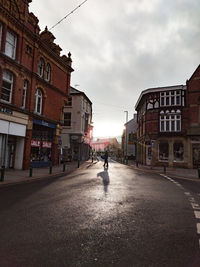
left=0, top=0, right=73, bottom=169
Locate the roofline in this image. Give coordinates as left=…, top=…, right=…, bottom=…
left=135, top=84, right=186, bottom=110
left=70, top=86, right=92, bottom=105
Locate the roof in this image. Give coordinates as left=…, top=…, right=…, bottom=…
left=70, top=86, right=92, bottom=105
left=135, top=84, right=186, bottom=110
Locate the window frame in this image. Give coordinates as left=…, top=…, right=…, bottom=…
left=160, top=90, right=182, bottom=107
left=38, top=58, right=45, bottom=78
left=5, top=30, right=17, bottom=59
left=45, top=63, right=51, bottom=82
left=160, top=110, right=181, bottom=132
left=34, top=89, right=43, bottom=114
left=1, top=69, right=13, bottom=103
left=63, top=112, right=71, bottom=127
left=22, top=79, right=28, bottom=108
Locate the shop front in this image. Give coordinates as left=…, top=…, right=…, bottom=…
left=30, top=119, right=56, bottom=168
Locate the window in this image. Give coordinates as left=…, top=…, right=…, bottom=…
left=1, top=70, right=13, bottom=103
left=22, top=80, right=28, bottom=108
left=5, top=30, right=17, bottom=59
left=35, top=89, right=43, bottom=114
left=45, top=63, right=51, bottom=82
left=65, top=97, right=72, bottom=106
left=160, top=110, right=181, bottom=132
left=0, top=24, right=2, bottom=49
left=63, top=113, right=71, bottom=126
left=173, top=142, right=184, bottom=161
left=26, top=45, right=32, bottom=54
left=160, top=90, right=181, bottom=107
left=159, top=142, right=169, bottom=161
left=38, top=58, right=44, bottom=78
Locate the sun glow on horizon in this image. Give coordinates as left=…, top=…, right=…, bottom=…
left=93, top=121, right=124, bottom=138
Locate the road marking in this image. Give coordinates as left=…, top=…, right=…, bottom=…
left=194, top=211, right=200, bottom=219
left=191, top=203, right=200, bottom=209
left=197, top=223, right=200, bottom=234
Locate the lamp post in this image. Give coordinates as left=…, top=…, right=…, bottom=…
left=124, top=111, right=128, bottom=164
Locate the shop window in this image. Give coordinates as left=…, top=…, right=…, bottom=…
left=5, top=30, right=17, bottom=59
left=34, top=89, right=43, bottom=114
left=1, top=69, right=13, bottom=103
left=64, top=112, right=71, bottom=126
left=159, top=142, right=169, bottom=161
left=22, top=79, right=28, bottom=108
left=160, top=110, right=181, bottom=132
left=45, top=63, right=51, bottom=82
left=38, top=58, right=44, bottom=78
left=173, top=142, right=184, bottom=161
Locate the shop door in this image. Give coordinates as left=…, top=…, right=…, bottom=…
left=7, top=137, right=16, bottom=168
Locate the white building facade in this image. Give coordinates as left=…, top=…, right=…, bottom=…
left=61, top=87, right=93, bottom=161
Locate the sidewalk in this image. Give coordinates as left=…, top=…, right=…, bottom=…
left=126, top=160, right=199, bottom=180
left=0, top=160, right=93, bottom=187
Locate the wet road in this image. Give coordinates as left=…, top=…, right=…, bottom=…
left=0, top=160, right=200, bottom=267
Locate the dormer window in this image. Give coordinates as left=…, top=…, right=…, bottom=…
left=38, top=58, right=44, bottom=78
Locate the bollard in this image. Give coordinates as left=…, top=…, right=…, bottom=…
left=63, top=163, right=66, bottom=172
left=163, top=165, right=166, bottom=174
left=49, top=164, right=52, bottom=174
left=0, top=166, right=5, bottom=182
left=29, top=166, right=33, bottom=177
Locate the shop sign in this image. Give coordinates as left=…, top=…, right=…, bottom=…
left=42, top=141, right=52, bottom=148
left=31, top=140, right=41, bottom=147
left=0, top=107, right=13, bottom=115
left=33, top=119, right=56, bottom=129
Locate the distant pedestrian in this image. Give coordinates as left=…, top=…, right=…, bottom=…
left=103, top=150, right=109, bottom=168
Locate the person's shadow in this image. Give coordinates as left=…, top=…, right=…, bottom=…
left=97, top=168, right=110, bottom=194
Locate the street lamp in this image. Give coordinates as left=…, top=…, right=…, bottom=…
left=124, top=111, right=128, bottom=164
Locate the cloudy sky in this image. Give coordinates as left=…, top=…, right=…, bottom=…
left=29, top=0, right=200, bottom=138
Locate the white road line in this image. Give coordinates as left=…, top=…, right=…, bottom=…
left=194, top=211, right=200, bottom=219
left=197, top=223, right=200, bottom=234
left=191, top=203, right=200, bottom=209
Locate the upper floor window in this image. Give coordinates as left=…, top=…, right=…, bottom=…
left=160, top=90, right=181, bottom=107
left=22, top=80, right=28, bottom=108
left=35, top=89, right=43, bottom=114
left=45, top=63, right=51, bottom=82
left=1, top=69, right=13, bottom=103
left=160, top=110, right=181, bottom=132
left=0, top=24, right=2, bottom=49
left=65, top=97, right=72, bottom=106
left=38, top=58, right=44, bottom=78
left=63, top=112, right=71, bottom=126
left=5, top=30, right=17, bottom=59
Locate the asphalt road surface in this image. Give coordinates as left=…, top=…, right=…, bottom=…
left=1, top=160, right=200, bottom=267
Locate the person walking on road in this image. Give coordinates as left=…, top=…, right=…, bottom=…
left=103, top=150, right=109, bottom=168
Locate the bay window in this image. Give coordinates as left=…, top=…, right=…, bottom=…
left=160, top=90, right=181, bottom=107
left=160, top=110, right=181, bottom=132
left=63, top=112, right=71, bottom=126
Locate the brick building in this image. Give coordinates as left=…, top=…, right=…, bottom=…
left=0, top=0, right=73, bottom=169
left=135, top=65, right=200, bottom=169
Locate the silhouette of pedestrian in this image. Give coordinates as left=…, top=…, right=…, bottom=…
left=103, top=150, right=109, bottom=168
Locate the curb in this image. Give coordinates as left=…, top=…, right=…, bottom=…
left=0, top=161, right=93, bottom=188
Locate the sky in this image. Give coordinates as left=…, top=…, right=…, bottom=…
left=29, top=0, right=200, bottom=138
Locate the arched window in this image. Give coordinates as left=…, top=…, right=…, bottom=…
left=1, top=69, right=13, bottom=103
left=45, top=63, right=51, bottom=82
left=22, top=79, right=28, bottom=108
left=35, top=89, right=43, bottom=114
left=38, top=58, right=44, bottom=78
